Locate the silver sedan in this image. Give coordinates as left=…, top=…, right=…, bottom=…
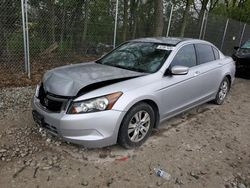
left=32, top=37, right=235, bottom=148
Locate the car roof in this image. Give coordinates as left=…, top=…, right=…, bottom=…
left=130, top=37, right=192, bottom=46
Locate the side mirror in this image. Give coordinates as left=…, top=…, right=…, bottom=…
left=171, top=65, right=189, bottom=75
left=234, top=46, right=239, bottom=50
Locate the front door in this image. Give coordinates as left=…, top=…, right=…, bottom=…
left=159, top=44, right=203, bottom=118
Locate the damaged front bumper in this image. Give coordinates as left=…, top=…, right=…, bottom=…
left=31, top=96, right=125, bottom=148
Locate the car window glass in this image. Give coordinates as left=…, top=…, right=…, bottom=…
left=171, top=44, right=196, bottom=68
left=241, top=40, right=250, bottom=49
left=98, top=42, right=172, bottom=73
left=213, top=47, right=220, bottom=59
left=195, top=44, right=215, bottom=64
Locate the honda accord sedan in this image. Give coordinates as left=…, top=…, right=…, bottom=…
left=32, top=37, right=235, bottom=148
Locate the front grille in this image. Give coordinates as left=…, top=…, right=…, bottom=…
left=38, top=84, right=68, bottom=112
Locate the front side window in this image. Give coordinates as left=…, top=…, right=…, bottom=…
left=97, top=42, right=172, bottom=73
left=195, top=44, right=215, bottom=64
left=171, top=44, right=197, bottom=68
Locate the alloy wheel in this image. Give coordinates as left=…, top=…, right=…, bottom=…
left=218, top=80, right=228, bottom=101
left=127, top=110, right=151, bottom=142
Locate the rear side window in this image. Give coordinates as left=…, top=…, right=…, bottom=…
left=212, top=47, right=220, bottom=59
left=195, top=44, right=215, bottom=64
left=171, top=44, right=197, bottom=68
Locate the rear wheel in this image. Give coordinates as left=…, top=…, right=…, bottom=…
left=118, top=102, right=155, bottom=149
left=213, top=77, right=230, bottom=105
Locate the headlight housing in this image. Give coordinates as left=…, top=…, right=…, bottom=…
left=35, top=83, right=41, bottom=98
left=67, top=92, right=123, bottom=114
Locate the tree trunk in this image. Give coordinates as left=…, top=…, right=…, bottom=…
left=132, top=17, right=137, bottom=39
left=49, top=0, right=56, bottom=44
left=60, top=0, right=66, bottom=50
left=197, top=0, right=209, bottom=29
left=129, top=0, right=139, bottom=39
left=153, top=0, right=164, bottom=37
left=180, top=0, right=192, bottom=37
left=82, top=0, right=89, bottom=43
left=71, top=0, right=84, bottom=49
left=122, top=0, right=128, bottom=41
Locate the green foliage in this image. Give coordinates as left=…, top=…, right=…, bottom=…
left=1, top=0, right=250, bottom=59
left=212, top=0, right=250, bottom=24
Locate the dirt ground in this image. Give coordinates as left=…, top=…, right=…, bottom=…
left=0, top=77, right=250, bottom=188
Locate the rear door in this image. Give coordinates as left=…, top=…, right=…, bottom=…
left=194, top=44, right=222, bottom=99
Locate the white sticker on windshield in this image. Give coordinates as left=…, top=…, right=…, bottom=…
left=156, top=45, right=175, bottom=51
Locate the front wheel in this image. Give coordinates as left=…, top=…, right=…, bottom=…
left=118, top=102, right=155, bottom=149
left=213, top=77, right=230, bottom=105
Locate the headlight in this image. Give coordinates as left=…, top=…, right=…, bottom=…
left=35, top=83, right=40, bottom=98
left=67, top=92, right=123, bottom=114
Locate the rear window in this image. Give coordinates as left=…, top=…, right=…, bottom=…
left=212, top=47, right=220, bottom=60
left=195, top=44, right=215, bottom=64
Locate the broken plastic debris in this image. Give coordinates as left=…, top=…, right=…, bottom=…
left=115, top=156, right=129, bottom=161
left=154, top=167, right=171, bottom=180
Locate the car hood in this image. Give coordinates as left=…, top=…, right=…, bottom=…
left=42, top=62, right=145, bottom=97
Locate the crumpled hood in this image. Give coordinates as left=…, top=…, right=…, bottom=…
left=42, top=62, right=145, bottom=96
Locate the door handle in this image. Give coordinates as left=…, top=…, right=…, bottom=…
left=194, top=71, right=200, bottom=76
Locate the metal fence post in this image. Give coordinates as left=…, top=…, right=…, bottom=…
left=113, top=0, right=119, bottom=48
left=21, top=0, right=31, bottom=78
left=25, top=0, right=31, bottom=78
left=199, top=11, right=206, bottom=39
left=202, top=10, right=208, bottom=40
left=239, top=23, right=246, bottom=46
left=166, top=3, right=173, bottom=37
left=220, top=19, right=229, bottom=51
left=21, top=0, right=27, bottom=73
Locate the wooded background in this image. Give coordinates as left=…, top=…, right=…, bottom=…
left=1, top=0, right=250, bottom=75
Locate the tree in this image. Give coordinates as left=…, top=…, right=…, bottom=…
left=122, top=0, right=128, bottom=41
left=180, top=0, right=193, bottom=37
left=153, top=0, right=164, bottom=37
left=129, top=0, right=140, bottom=39
left=82, top=0, right=89, bottom=43
left=211, top=0, right=250, bottom=23
left=196, top=0, right=209, bottom=29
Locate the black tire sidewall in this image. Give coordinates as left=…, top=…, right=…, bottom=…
left=118, top=102, right=155, bottom=149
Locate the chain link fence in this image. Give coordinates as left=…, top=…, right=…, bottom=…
left=0, top=0, right=24, bottom=73
left=1, top=0, right=250, bottom=81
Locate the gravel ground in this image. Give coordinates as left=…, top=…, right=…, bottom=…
left=0, top=78, right=250, bottom=188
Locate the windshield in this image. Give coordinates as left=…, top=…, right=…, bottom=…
left=96, top=42, right=172, bottom=73
left=241, top=40, right=250, bottom=49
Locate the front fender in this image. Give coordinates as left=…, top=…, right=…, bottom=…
left=112, top=91, right=161, bottom=113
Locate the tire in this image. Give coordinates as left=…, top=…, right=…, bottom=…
left=118, top=102, right=155, bottom=149
left=213, top=77, right=230, bottom=105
